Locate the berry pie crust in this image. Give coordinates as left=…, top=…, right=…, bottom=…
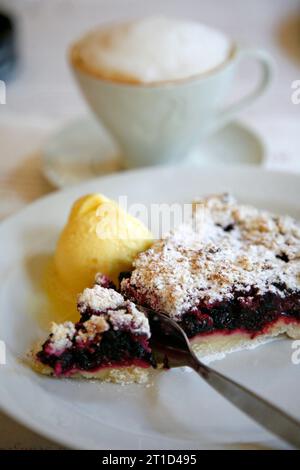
left=121, top=194, right=300, bottom=361
left=32, top=275, right=155, bottom=384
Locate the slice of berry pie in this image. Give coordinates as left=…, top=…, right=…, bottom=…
left=32, top=275, right=155, bottom=383
left=121, top=194, right=300, bottom=361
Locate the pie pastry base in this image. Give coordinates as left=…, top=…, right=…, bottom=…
left=30, top=345, right=149, bottom=384
left=191, top=319, right=300, bottom=363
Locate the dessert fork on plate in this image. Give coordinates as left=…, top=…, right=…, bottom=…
left=142, top=307, right=300, bottom=449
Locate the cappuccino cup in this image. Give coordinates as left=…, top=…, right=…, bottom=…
left=70, top=17, right=272, bottom=168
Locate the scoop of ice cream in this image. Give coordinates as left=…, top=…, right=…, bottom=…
left=54, top=194, right=153, bottom=293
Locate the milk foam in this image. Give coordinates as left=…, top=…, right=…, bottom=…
left=71, top=17, right=232, bottom=83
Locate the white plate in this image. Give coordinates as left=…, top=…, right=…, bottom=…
left=0, top=166, right=299, bottom=450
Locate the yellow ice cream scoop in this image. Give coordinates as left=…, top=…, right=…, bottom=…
left=54, top=193, right=153, bottom=294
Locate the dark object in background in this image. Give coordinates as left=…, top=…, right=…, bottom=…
left=0, top=11, right=17, bottom=81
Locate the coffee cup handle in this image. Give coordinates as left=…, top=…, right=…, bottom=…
left=210, top=48, right=273, bottom=132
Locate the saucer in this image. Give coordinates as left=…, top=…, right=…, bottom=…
left=42, top=116, right=265, bottom=188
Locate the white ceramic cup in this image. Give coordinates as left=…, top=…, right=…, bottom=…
left=71, top=46, right=272, bottom=168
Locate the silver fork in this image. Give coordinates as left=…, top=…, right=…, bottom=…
left=142, top=308, right=300, bottom=449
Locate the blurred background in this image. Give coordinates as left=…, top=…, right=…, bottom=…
left=0, top=0, right=300, bottom=449
left=0, top=0, right=299, bottom=219
left=0, top=0, right=299, bottom=118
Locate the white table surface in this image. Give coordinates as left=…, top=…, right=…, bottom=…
left=0, top=0, right=299, bottom=449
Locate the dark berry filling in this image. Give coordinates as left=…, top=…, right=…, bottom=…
left=216, top=222, right=235, bottom=232
left=275, top=252, right=290, bottom=263
left=95, top=274, right=116, bottom=289
left=118, top=271, right=132, bottom=284
left=123, top=281, right=300, bottom=339
left=178, top=289, right=300, bottom=338
left=37, top=330, right=155, bottom=376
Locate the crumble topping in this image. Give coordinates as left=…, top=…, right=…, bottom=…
left=77, top=282, right=150, bottom=338
left=108, top=301, right=150, bottom=337
left=76, top=315, right=109, bottom=343
left=121, top=194, right=300, bottom=319
left=95, top=273, right=110, bottom=285
left=46, top=281, right=150, bottom=355
left=49, top=321, right=76, bottom=352
left=78, top=285, right=124, bottom=313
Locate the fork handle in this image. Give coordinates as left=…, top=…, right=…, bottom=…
left=190, top=358, right=300, bottom=448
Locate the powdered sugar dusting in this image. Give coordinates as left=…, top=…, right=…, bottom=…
left=78, top=285, right=124, bottom=313
left=47, top=281, right=150, bottom=355
left=77, top=282, right=150, bottom=338
left=108, top=301, right=150, bottom=337
left=48, top=321, right=76, bottom=353
left=121, top=194, right=300, bottom=319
